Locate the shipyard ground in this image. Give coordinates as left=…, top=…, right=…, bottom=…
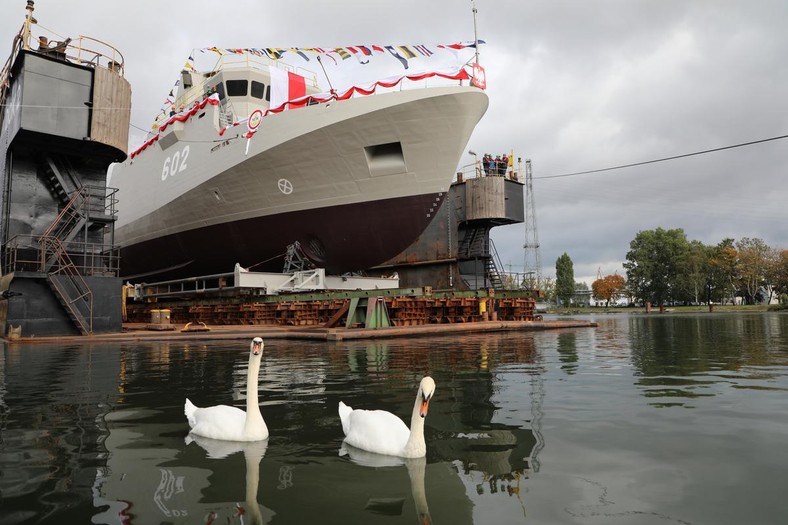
left=6, top=318, right=596, bottom=344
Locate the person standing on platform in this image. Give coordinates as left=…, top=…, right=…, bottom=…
left=483, top=154, right=492, bottom=176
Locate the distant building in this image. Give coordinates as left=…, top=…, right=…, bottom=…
left=571, top=288, right=591, bottom=307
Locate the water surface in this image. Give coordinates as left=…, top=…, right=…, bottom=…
left=1, top=312, right=787, bottom=524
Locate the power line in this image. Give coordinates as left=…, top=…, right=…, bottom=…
left=535, top=133, right=788, bottom=180
left=129, top=122, right=152, bottom=133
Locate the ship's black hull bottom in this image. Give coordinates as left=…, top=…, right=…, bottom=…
left=119, top=192, right=445, bottom=282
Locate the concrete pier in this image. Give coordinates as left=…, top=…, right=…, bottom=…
left=6, top=318, right=596, bottom=344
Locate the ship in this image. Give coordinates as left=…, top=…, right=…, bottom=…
left=110, top=46, right=489, bottom=280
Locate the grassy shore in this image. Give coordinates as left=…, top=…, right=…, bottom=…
left=546, top=304, right=786, bottom=315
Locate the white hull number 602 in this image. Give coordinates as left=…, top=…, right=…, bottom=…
left=161, top=146, right=190, bottom=181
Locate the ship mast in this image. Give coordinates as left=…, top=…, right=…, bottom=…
left=471, top=0, right=480, bottom=65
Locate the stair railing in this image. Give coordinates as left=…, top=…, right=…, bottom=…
left=39, top=236, right=93, bottom=334
left=487, top=238, right=506, bottom=289
left=39, top=189, right=85, bottom=271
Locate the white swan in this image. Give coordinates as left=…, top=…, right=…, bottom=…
left=184, top=337, right=269, bottom=441
left=338, top=376, right=435, bottom=458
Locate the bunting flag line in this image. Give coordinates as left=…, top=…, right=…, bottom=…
left=397, top=45, right=416, bottom=59
left=384, top=45, right=409, bottom=69
left=351, top=45, right=373, bottom=64
left=333, top=48, right=351, bottom=60
left=414, top=44, right=433, bottom=57
left=192, top=40, right=483, bottom=71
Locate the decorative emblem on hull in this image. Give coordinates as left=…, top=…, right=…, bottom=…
left=278, top=178, right=293, bottom=195
left=247, top=109, right=263, bottom=132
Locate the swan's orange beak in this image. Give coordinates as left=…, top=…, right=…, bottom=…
left=420, top=395, right=431, bottom=418
left=252, top=339, right=263, bottom=355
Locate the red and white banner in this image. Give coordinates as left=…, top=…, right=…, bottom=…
left=269, top=68, right=307, bottom=110
left=471, top=63, right=486, bottom=90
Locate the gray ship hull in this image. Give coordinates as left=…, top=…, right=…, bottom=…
left=111, top=83, right=488, bottom=280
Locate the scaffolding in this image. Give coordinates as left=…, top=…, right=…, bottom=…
left=522, top=159, right=542, bottom=290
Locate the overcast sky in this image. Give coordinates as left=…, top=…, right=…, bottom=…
left=3, top=0, right=786, bottom=285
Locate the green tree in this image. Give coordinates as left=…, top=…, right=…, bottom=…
left=555, top=253, right=574, bottom=306
left=735, top=237, right=771, bottom=304
left=540, top=276, right=555, bottom=304
left=623, top=227, right=691, bottom=307
left=680, top=240, right=709, bottom=304
left=707, top=238, right=738, bottom=304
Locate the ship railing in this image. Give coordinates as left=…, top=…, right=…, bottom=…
left=2, top=29, right=124, bottom=82
left=2, top=235, right=119, bottom=277
left=218, top=99, right=236, bottom=129
left=64, top=35, right=126, bottom=77
left=454, top=161, right=521, bottom=184
left=1, top=27, right=125, bottom=110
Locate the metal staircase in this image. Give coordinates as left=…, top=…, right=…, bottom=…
left=40, top=236, right=93, bottom=335
left=39, top=185, right=114, bottom=270
left=487, top=239, right=505, bottom=290
left=458, top=225, right=486, bottom=259
left=32, top=156, right=119, bottom=335
left=458, top=224, right=505, bottom=290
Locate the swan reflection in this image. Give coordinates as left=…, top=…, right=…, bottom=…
left=340, top=443, right=432, bottom=524
left=186, top=434, right=273, bottom=525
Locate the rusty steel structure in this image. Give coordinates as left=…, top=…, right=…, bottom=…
left=125, top=289, right=535, bottom=327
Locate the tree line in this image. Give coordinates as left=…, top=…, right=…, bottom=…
left=552, top=227, right=788, bottom=307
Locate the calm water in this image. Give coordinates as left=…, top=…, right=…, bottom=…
left=1, top=312, right=787, bottom=524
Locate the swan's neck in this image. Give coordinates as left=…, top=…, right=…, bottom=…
left=244, top=448, right=264, bottom=525
left=406, top=457, right=431, bottom=523
left=245, top=354, right=263, bottom=424
left=403, top=391, right=427, bottom=457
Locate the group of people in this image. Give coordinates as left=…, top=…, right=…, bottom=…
left=482, top=153, right=510, bottom=176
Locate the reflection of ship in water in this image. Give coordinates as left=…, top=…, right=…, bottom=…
left=341, top=334, right=544, bottom=510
